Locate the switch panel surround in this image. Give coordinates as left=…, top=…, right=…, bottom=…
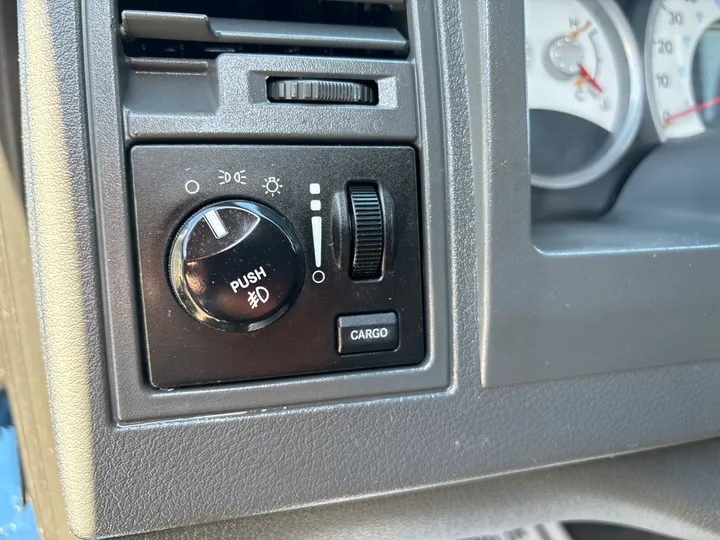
left=131, top=145, right=424, bottom=388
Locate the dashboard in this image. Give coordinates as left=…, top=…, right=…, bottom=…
left=529, top=0, right=720, bottom=218
left=15, top=0, right=720, bottom=538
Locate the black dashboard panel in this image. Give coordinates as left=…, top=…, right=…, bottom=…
left=131, top=145, right=424, bottom=387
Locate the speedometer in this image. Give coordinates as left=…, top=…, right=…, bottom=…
left=525, top=0, right=644, bottom=189
left=646, top=0, right=720, bottom=141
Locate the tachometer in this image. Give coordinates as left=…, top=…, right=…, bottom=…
left=646, top=0, right=720, bottom=141
left=526, top=0, right=644, bottom=189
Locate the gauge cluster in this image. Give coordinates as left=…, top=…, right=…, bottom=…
left=646, top=0, right=720, bottom=140
left=527, top=0, right=720, bottom=219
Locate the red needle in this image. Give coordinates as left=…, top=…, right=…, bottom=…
left=662, top=95, right=720, bottom=127
left=577, top=63, right=604, bottom=93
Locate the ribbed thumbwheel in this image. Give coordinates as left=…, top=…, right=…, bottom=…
left=348, top=184, right=384, bottom=280
left=268, top=79, right=375, bottom=105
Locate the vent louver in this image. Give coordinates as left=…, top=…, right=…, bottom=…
left=119, top=0, right=409, bottom=60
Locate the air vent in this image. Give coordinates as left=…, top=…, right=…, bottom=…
left=118, top=0, right=409, bottom=60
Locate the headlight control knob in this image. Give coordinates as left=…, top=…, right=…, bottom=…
left=169, top=200, right=304, bottom=332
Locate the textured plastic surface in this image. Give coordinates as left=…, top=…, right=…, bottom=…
left=124, top=55, right=416, bottom=142
left=20, top=0, right=720, bottom=538
left=123, top=439, right=720, bottom=540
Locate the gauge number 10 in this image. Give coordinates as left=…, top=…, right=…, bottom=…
left=655, top=73, right=671, bottom=89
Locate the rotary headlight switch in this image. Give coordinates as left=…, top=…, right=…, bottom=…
left=169, top=200, right=305, bottom=333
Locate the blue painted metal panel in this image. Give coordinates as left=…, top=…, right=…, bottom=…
left=0, top=392, right=39, bottom=539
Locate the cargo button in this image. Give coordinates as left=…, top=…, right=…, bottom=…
left=337, top=312, right=399, bottom=355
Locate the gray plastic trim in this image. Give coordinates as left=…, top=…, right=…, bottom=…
left=120, top=10, right=408, bottom=52
left=21, top=0, right=720, bottom=536
left=124, top=56, right=417, bottom=143
left=127, top=439, right=720, bottom=540
left=91, top=1, right=447, bottom=421
left=472, top=0, right=720, bottom=387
